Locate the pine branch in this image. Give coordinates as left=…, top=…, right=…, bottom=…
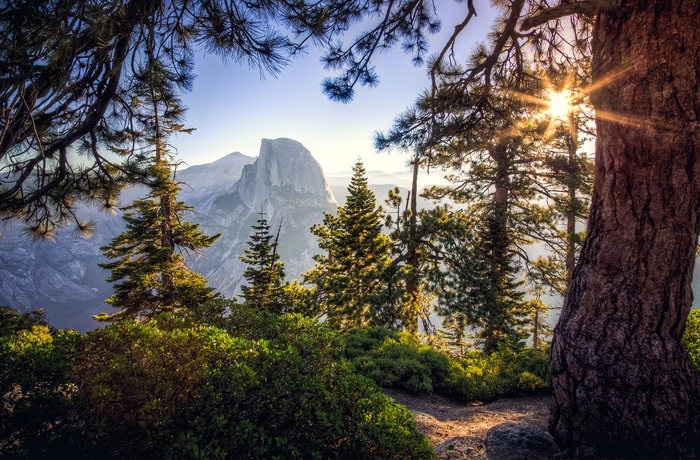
left=520, top=1, right=618, bottom=31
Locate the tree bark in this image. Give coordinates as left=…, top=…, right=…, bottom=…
left=550, top=1, right=700, bottom=458
left=482, top=144, right=511, bottom=353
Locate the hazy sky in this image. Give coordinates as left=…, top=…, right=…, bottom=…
left=172, top=1, right=496, bottom=174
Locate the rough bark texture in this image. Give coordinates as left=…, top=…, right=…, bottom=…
left=550, top=1, right=700, bottom=458
left=482, top=144, right=512, bottom=353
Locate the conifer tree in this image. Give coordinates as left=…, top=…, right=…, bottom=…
left=379, top=69, right=552, bottom=352
left=520, top=64, right=594, bottom=300
left=239, top=215, right=285, bottom=313
left=97, top=188, right=220, bottom=322
left=383, top=158, right=435, bottom=335
left=305, top=161, right=403, bottom=330
left=97, top=30, right=219, bottom=322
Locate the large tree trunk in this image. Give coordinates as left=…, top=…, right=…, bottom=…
left=482, top=145, right=511, bottom=353
left=550, top=1, right=700, bottom=458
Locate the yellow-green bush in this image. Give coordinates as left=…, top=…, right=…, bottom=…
left=342, top=327, right=549, bottom=403
left=683, top=309, right=700, bottom=371
left=1, top=306, right=434, bottom=459
left=0, top=315, right=80, bottom=458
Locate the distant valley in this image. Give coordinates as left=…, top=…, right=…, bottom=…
left=0, top=138, right=446, bottom=332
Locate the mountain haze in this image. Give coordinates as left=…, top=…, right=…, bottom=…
left=0, top=138, right=336, bottom=331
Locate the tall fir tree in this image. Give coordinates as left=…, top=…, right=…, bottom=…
left=383, top=158, right=436, bottom=335
left=239, top=215, right=286, bottom=313
left=379, top=68, right=553, bottom=352
left=97, top=29, right=219, bottom=322
left=528, top=65, right=594, bottom=298
left=305, top=161, right=404, bottom=330
left=98, top=188, right=220, bottom=322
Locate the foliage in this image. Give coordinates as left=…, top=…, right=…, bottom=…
left=0, top=322, right=81, bottom=457
left=342, top=327, right=549, bottom=403
left=1, top=0, right=441, bottom=234
left=0, top=307, right=433, bottom=459
left=282, top=280, right=321, bottom=317
left=75, top=314, right=433, bottom=459
left=683, top=309, right=700, bottom=372
left=239, top=215, right=286, bottom=313
left=306, top=161, right=407, bottom=330
left=0, top=306, right=51, bottom=338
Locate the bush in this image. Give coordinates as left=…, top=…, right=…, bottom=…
left=0, top=306, right=51, bottom=338
left=461, top=343, right=550, bottom=401
left=76, top=314, right=433, bottom=459
left=342, top=327, right=550, bottom=403
left=0, top=322, right=80, bottom=457
left=683, top=308, right=700, bottom=371
left=346, top=330, right=452, bottom=395
left=1, top=309, right=434, bottom=459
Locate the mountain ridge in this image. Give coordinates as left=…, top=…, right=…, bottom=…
left=0, top=138, right=336, bottom=331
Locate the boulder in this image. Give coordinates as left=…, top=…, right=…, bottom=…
left=485, top=422, right=560, bottom=460
left=435, top=436, right=487, bottom=460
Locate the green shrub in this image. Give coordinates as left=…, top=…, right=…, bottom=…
left=683, top=308, right=700, bottom=371
left=0, top=322, right=80, bottom=457
left=2, top=311, right=433, bottom=459
left=342, top=327, right=550, bottom=403
left=0, top=308, right=434, bottom=459
left=346, top=330, right=445, bottom=394
left=465, top=344, right=550, bottom=400
left=0, top=306, right=51, bottom=338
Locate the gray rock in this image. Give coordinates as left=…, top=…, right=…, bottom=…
left=435, top=436, right=487, bottom=460
left=236, top=137, right=336, bottom=210
left=486, top=423, right=560, bottom=460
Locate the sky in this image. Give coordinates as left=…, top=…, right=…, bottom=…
left=172, top=1, right=497, bottom=175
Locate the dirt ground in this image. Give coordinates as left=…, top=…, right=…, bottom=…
left=385, top=390, right=552, bottom=447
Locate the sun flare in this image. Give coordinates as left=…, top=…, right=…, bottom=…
left=546, top=90, right=572, bottom=119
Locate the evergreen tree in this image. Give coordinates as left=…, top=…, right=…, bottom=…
left=98, top=188, right=220, bottom=322
left=97, top=30, right=219, bottom=322
left=383, top=158, right=436, bottom=336
left=529, top=65, right=594, bottom=297
left=305, top=161, right=403, bottom=330
left=239, top=215, right=285, bottom=313
left=379, top=68, right=552, bottom=352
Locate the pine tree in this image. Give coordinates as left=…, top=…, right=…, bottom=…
left=383, top=158, right=436, bottom=335
left=380, top=73, right=552, bottom=351
left=96, top=30, right=219, bottom=322
left=97, top=188, right=220, bottom=322
left=305, top=161, right=403, bottom=330
left=529, top=65, right=594, bottom=297
left=239, top=215, right=285, bottom=313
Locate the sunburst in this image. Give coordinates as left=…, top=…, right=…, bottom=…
left=545, top=90, right=572, bottom=120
